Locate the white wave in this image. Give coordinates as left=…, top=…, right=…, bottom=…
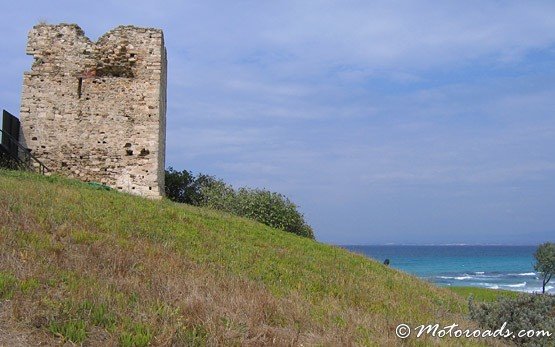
left=438, top=275, right=473, bottom=280
left=487, top=285, right=499, bottom=289
left=472, top=273, right=508, bottom=278
left=508, top=272, right=536, bottom=276
left=454, top=276, right=473, bottom=280
left=437, top=274, right=472, bottom=280
left=475, top=272, right=485, bottom=275
left=505, top=282, right=526, bottom=288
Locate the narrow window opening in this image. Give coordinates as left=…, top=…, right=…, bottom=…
left=77, top=78, right=83, bottom=99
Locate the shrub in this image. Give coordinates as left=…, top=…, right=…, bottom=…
left=198, top=176, right=236, bottom=212
left=164, top=167, right=203, bottom=205
left=165, top=168, right=314, bottom=238
left=234, top=188, right=313, bottom=238
left=469, top=294, right=555, bottom=346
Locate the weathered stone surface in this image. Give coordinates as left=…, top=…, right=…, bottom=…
left=19, top=23, right=167, bottom=198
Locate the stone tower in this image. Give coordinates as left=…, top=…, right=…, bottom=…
left=19, top=23, right=167, bottom=198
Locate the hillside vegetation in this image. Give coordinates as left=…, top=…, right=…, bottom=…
left=0, top=170, right=499, bottom=346
left=449, top=287, right=519, bottom=303
left=165, top=167, right=314, bottom=238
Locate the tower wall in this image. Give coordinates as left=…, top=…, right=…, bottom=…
left=19, top=24, right=167, bottom=198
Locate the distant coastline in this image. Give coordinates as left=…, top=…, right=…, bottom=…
left=343, top=245, right=552, bottom=294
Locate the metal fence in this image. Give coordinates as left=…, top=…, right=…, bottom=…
left=1, top=109, right=49, bottom=174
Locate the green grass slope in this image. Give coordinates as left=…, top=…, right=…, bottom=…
left=0, top=170, right=498, bottom=346
left=448, top=286, right=519, bottom=303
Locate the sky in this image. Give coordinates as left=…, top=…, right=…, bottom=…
left=1, top=1, right=554, bottom=245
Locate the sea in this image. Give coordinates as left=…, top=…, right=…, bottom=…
left=343, top=245, right=553, bottom=294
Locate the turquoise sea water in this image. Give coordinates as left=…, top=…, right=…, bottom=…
left=343, top=245, right=552, bottom=294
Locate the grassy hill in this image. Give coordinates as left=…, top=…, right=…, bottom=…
left=0, top=170, right=501, bottom=346
left=449, top=287, right=518, bottom=303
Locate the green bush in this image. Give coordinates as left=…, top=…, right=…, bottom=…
left=198, top=176, right=236, bottom=212
left=164, top=167, right=203, bottom=205
left=234, top=188, right=313, bottom=238
left=165, top=168, right=314, bottom=238
left=469, top=294, right=555, bottom=346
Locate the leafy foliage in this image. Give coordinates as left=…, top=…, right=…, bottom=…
left=534, top=242, right=555, bottom=294
left=165, top=168, right=314, bottom=238
left=469, top=294, right=555, bottom=347
left=235, top=188, right=313, bottom=238
left=164, top=167, right=203, bottom=205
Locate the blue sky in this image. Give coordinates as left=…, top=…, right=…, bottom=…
left=1, top=1, right=554, bottom=245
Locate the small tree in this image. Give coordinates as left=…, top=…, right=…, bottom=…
left=534, top=242, right=555, bottom=294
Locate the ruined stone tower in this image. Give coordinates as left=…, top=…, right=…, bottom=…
left=19, top=23, right=167, bottom=198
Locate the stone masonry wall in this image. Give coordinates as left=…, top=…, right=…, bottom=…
left=19, top=23, right=167, bottom=198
